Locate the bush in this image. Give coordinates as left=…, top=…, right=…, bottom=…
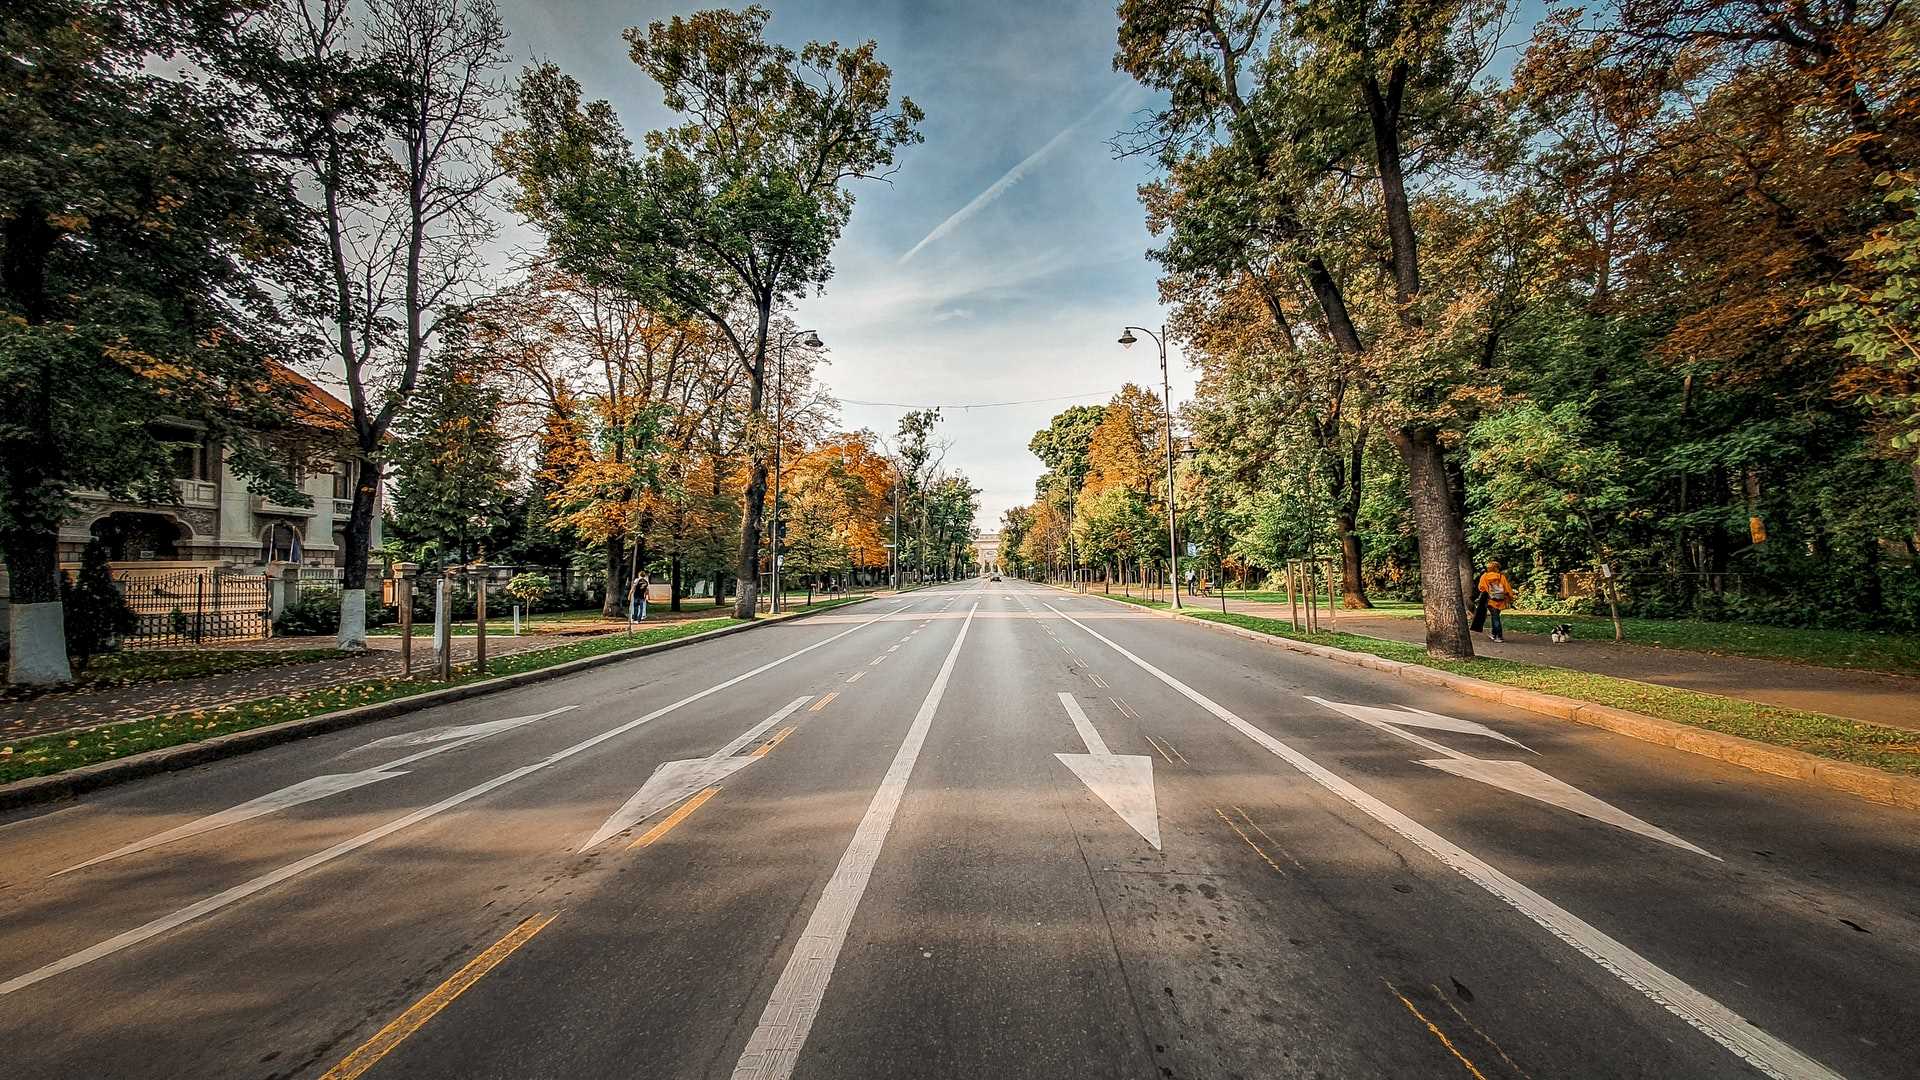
left=274, top=587, right=341, bottom=636
left=63, top=540, right=137, bottom=668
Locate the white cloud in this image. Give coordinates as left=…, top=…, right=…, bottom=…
left=930, top=307, right=974, bottom=322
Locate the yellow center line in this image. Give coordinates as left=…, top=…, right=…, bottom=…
left=630, top=786, right=723, bottom=849
left=752, top=725, right=797, bottom=757
left=1434, top=986, right=1534, bottom=1080
left=1143, top=733, right=1176, bottom=764
left=1384, top=979, right=1492, bottom=1080
left=810, top=691, right=839, bottom=712
left=1156, top=737, right=1189, bottom=765
left=1215, top=806, right=1286, bottom=877
left=319, top=912, right=557, bottom=1080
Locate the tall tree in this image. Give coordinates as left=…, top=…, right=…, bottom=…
left=501, top=7, right=923, bottom=618
left=387, top=342, right=514, bottom=564
left=1, top=1, right=310, bottom=683
left=271, top=0, right=512, bottom=648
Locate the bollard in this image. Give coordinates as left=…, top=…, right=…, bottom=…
left=513, top=604, right=521, bottom=636
left=473, top=563, right=488, bottom=676
left=435, top=577, right=452, bottom=681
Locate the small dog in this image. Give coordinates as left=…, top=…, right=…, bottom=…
left=1550, top=624, right=1572, bottom=644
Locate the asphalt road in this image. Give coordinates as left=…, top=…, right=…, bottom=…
left=2, top=580, right=1916, bottom=1080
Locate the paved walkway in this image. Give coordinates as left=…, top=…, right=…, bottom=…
left=1211, top=597, right=1920, bottom=732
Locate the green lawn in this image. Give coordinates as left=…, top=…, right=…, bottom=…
left=1, top=618, right=746, bottom=784
left=1186, top=611, right=1920, bottom=777
left=1320, top=602, right=1920, bottom=677
left=1, top=648, right=340, bottom=697
left=0, top=594, right=876, bottom=785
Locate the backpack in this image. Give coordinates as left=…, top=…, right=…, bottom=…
left=1488, top=578, right=1508, bottom=601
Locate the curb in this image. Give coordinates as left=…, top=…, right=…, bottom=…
left=1049, top=585, right=1920, bottom=813
left=0, top=598, right=872, bottom=812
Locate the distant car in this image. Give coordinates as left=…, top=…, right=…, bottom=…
left=990, top=574, right=1001, bottom=581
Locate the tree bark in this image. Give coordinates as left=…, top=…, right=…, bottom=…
left=733, top=301, right=774, bottom=619
left=1444, top=452, right=1476, bottom=606
left=1363, top=67, right=1420, bottom=311
left=1334, top=426, right=1371, bottom=608
left=1391, top=426, right=1474, bottom=659
left=670, top=552, right=682, bottom=612
left=601, top=535, right=629, bottom=619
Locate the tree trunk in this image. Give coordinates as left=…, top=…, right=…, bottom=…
left=336, top=454, right=379, bottom=650
left=715, top=569, right=728, bottom=609
left=1, top=263, right=73, bottom=683
left=601, top=535, right=629, bottom=619
left=734, top=303, right=774, bottom=619
left=1444, top=452, right=1476, bottom=607
left=1363, top=68, right=1420, bottom=311
left=1335, top=427, right=1371, bottom=608
left=1391, top=426, right=1474, bottom=660
left=670, top=552, right=682, bottom=612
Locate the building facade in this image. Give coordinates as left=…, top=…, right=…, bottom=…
left=54, top=368, right=379, bottom=577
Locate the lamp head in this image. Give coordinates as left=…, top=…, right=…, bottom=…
left=803, top=330, right=824, bottom=349
left=1117, top=329, right=1137, bottom=349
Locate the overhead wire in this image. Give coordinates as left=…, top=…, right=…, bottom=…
left=837, top=390, right=1110, bottom=411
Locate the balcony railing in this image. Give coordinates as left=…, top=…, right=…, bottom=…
left=251, top=494, right=316, bottom=517
left=332, top=497, right=354, bottom=519
left=173, top=479, right=218, bottom=507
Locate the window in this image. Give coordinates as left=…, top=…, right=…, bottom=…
left=156, top=426, right=211, bottom=481
left=260, top=523, right=303, bottom=564
left=332, top=461, right=353, bottom=500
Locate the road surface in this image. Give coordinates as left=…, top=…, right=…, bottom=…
left=2, top=580, right=1915, bottom=1079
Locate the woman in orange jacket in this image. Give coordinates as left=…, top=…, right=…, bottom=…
left=1476, top=560, right=1516, bottom=643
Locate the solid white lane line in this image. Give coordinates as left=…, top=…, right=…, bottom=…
left=732, top=603, right=979, bottom=1080
left=1044, top=604, right=1840, bottom=1080
left=0, top=604, right=922, bottom=998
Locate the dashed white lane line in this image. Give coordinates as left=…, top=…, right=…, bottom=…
left=1043, top=604, right=1840, bottom=1080
left=732, top=603, right=979, bottom=1080
left=847, top=671, right=866, bottom=684
left=869, top=655, right=888, bottom=667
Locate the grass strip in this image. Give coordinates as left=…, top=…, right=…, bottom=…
left=1184, top=610, right=1920, bottom=777
left=0, top=617, right=740, bottom=784
left=2, top=648, right=344, bottom=697
left=1223, top=596, right=1920, bottom=677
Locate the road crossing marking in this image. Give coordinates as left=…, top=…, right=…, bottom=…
left=631, top=787, right=723, bottom=849
left=0, top=598, right=929, bottom=998
left=731, top=603, right=979, bottom=1080
left=318, top=912, right=556, bottom=1080
left=1043, top=603, right=1841, bottom=1080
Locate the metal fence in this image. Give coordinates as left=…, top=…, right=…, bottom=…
left=112, top=568, right=271, bottom=647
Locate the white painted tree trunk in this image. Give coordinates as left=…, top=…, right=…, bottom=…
left=336, top=588, right=367, bottom=651
left=8, top=601, right=72, bottom=685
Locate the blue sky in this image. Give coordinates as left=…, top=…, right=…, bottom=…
left=508, top=0, right=1180, bottom=530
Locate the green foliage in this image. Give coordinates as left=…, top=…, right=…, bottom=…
left=60, top=541, right=137, bottom=668
left=504, top=573, right=556, bottom=612
left=1466, top=400, right=1631, bottom=571
left=1811, top=177, right=1920, bottom=454
left=388, top=349, right=517, bottom=563
left=274, top=588, right=342, bottom=637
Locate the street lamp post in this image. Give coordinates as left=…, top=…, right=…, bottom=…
left=770, top=328, right=823, bottom=613
left=1118, top=324, right=1182, bottom=609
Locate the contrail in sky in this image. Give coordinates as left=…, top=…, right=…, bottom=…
left=897, top=82, right=1135, bottom=264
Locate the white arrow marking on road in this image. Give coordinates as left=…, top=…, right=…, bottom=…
left=53, top=706, right=579, bottom=877
left=2, top=601, right=930, bottom=998
left=1046, top=604, right=1836, bottom=1080
left=349, top=708, right=574, bottom=753
left=1418, top=757, right=1717, bottom=859
left=1054, top=692, right=1160, bottom=850
left=1307, top=697, right=1713, bottom=859
left=1306, top=697, right=1532, bottom=751
left=577, top=696, right=814, bottom=852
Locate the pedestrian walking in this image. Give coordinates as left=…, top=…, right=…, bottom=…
left=1475, top=560, right=1516, bottom=643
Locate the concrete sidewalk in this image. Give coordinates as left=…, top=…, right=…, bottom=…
left=1211, top=596, right=1920, bottom=732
